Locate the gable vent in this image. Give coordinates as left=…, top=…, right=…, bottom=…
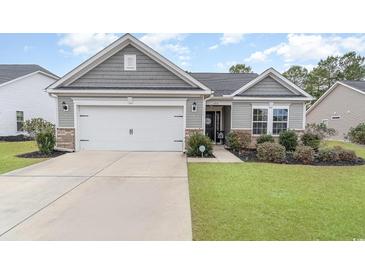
left=124, top=54, right=136, bottom=71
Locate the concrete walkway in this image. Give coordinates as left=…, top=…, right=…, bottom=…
left=0, top=151, right=191, bottom=241
left=188, top=145, right=241, bottom=163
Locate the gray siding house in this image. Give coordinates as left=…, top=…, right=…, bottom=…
left=47, top=33, right=313, bottom=152
left=307, top=81, right=365, bottom=140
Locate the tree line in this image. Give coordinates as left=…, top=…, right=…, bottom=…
left=229, top=52, right=365, bottom=101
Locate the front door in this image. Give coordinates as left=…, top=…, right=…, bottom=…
left=205, top=111, right=215, bottom=141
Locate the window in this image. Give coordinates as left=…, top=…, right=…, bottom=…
left=16, top=111, right=24, bottom=132
left=272, top=108, right=288, bottom=135
left=331, top=115, right=341, bottom=120
left=252, top=108, right=268, bottom=135
left=124, top=54, right=136, bottom=71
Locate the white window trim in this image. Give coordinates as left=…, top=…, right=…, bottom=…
left=124, top=54, right=136, bottom=71
left=252, top=106, right=269, bottom=136
left=251, top=104, right=289, bottom=136
left=16, top=110, right=25, bottom=132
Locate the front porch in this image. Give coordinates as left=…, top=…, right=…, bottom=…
left=205, top=105, right=231, bottom=144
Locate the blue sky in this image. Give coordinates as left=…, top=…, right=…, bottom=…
left=0, top=33, right=365, bottom=77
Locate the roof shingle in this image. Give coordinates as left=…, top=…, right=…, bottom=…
left=341, top=80, right=365, bottom=92
left=0, top=64, right=58, bottom=85
left=189, top=72, right=258, bottom=96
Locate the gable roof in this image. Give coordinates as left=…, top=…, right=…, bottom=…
left=341, top=80, right=365, bottom=93
left=190, top=72, right=258, bottom=96
left=48, top=33, right=211, bottom=93
left=229, top=68, right=314, bottom=100
left=0, top=64, right=58, bottom=86
left=306, top=80, right=365, bottom=114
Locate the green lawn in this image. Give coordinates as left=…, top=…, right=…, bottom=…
left=0, top=141, right=47, bottom=174
left=188, top=141, right=365, bottom=240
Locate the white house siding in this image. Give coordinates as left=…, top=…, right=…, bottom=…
left=0, top=73, right=57, bottom=136
left=307, top=85, right=365, bottom=140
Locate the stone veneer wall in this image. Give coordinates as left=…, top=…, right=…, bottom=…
left=56, top=128, right=75, bottom=151
left=185, top=129, right=204, bottom=149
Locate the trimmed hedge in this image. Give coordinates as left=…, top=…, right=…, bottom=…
left=293, top=145, right=315, bottom=164
left=257, top=142, right=286, bottom=163
left=256, top=134, right=275, bottom=145
left=187, top=132, right=213, bottom=157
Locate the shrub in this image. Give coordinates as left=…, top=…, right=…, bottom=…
left=317, top=148, right=340, bottom=162
left=23, top=118, right=55, bottom=138
left=226, top=131, right=251, bottom=151
left=279, top=130, right=298, bottom=151
left=187, top=132, right=213, bottom=157
left=301, top=132, right=321, bottom=150
left=257, top=142, right=286, bottom=163
left=306, top=123, right=336, bottom=139
left=256, top=134, right=275, bottom=145
left=226, top=132, right=241, bottom=151
left=293, top=146, right=315, bottom=164
left=35, top=130, right=56, bottom=155
left=239, top=132, right=252, bottom=150
left=348, top=123, right=365, bottom=144
left=334, top=146, right=357, bottom=161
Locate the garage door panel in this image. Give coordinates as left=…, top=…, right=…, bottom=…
left=78, top=106, right=184, bottom=151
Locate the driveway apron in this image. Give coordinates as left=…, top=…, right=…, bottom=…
left=0, top=151, right=191, bottom=240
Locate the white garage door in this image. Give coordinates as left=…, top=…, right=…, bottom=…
left=78, top=106, right=184, bottom=151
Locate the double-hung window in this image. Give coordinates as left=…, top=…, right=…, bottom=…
left=252, top=108, right=268, bottom=135
left=272, top=108, right=288, bottom=135
left=252, top=106, right=289, bottom=136
left=16, top=111, right=24, bottom=132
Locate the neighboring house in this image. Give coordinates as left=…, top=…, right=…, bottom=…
left=47, top=33, right=313, bottom=152
left=0, top=65, right=59, bottom=136
left=307, top=81, right=365, bottom=140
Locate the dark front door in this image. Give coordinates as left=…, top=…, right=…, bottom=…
left=205, top=111, right=215, bottom=141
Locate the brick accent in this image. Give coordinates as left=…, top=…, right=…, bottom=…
left=232, top=129, right=256, bottom=148
left=56, top=128, right=75, bottom=151
left=232, top=129, right=305, bottom=148
left=185, top=129, right=204, bottom=149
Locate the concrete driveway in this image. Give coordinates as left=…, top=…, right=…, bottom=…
left=0, top=151, right=191, bottom=240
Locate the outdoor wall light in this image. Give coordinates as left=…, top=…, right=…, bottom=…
left=62, top=101, right=69, bottom=112
left=192, top=102, right=197, bottom=112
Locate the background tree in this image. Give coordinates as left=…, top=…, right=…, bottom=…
left=305, top=52, right=365, bottom=99
left=229, top=64, right=253, bottom=73
left=282, top=65, right=308, bottom=90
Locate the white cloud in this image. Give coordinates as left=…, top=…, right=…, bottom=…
left=23, top=45, right=32, bottom=52
left=245, top=51, right=268, bottom=62
left=208, top=44, right=219, bottom=50
left=58, top=33, right=119, bottom=56
left=244, top=34, right=365, bottom=64
left=216, top=61, right=237, bottom=71
left=209, top=33, right=244, bottom=50
left=220, top=33, right=244, bottom=45
left=140, top=33, right=191, bottom=68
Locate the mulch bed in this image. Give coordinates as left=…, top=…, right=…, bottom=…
left=0, top=135, right=33, bottom=142
left=17, top=150, right=68, bottom=159
left=230, top=149, right=365, bottom=166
